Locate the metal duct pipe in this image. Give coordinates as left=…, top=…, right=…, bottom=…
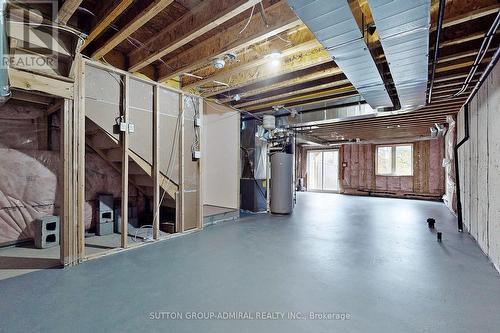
left=427, top=0, right=446, bottom=104
left=454, top=46, right=500, bottom=232
left=0, top=0, right=11, bottom=105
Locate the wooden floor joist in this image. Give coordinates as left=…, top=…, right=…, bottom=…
left=91, top=0, right=175, bottom=60
left=157, top=0, right=301, bottom=81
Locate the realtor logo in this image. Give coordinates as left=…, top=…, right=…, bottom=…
left=2, top=0, right=59, bottom=70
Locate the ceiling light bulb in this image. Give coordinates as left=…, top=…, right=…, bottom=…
left=212, top=58, right=225, bottom=69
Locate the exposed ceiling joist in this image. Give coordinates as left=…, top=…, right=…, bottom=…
left=128, top=0, right=262, bottom=72
left=157, top=0, right=301, bottom=81
left=430, top=4, right=500, bottom=32
left=202, top=47, right=332, bottom=97
left=91, top=0, right=175, bottom=60
left=81, top=0, right=135, bottom=51
left=57, top=0, right=84, bottom=25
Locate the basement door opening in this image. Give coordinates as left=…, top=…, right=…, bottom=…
left=307, top=150, right=340, bottom=192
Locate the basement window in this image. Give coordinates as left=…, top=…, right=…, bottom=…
left=376, top=144, right=413, bottom=176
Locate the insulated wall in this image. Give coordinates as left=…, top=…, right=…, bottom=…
left=340, top=138, right=445, bottom=199
left=457, top=62, right=500, bottom=272
left=202, top=101, right=239, bottom=209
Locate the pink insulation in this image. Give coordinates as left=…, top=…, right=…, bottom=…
left=0, top=101, right=141, bottom=245
left=341, top=139, right=445, bottom=198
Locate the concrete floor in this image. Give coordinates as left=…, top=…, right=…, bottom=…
left=0, top=233, right=150, bottom=280
left=0, top=193, right=499, bottom=332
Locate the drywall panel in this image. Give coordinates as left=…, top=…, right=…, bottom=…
left=202, top=101, right=239, bottom=209
left=129, top=78, right=153, bottom=164
left=85, top=65, right=121, bottom=140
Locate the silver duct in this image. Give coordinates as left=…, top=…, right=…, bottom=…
left=287, top=0, right=393, bottom=110
left=0, top=0, right=10, bottom=105
left=368, top=0, right=431, bottom=109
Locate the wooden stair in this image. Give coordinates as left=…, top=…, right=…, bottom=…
left=85, top=118, right=178, bottom=202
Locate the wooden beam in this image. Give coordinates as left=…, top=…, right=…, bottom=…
left=153, top=85, right=160, bottom=240
left=218, top=64, right=340, bottom=103
left=181, top=28, right=318, bottom=89
left=57, top=0, right=83, bottom=25
left=11, top=90, right=53, bottom=105
left=91, top=0, right=175, bottom=60
left=129, top=0, right=261, bottom=72
left=202, top=46, right=332, bottom=98
left=244, top=86, right=356, bottom=111
left=9, top=68, right=74, bottom=99
left=121, top=75, right=130, bottom=248
left=430, top=5, right=500, bottom=32
left=157, top=0, right=301, bottom=81
left=183, top=39, right=320, bottom=90
left=235, top=79, right=351, bottom=109
left=81, top=0, right=135, bottom=51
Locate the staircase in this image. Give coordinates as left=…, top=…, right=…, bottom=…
left=85, top=118, right=178, bottom=204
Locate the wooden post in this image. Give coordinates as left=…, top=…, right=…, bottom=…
left=177, top=94, right=185, bottom=233
left=153, top=85, right=160, bottom=239
left=121, top=75, right=130, bottom=248
left=76, top=55, right=86, bottom=260
left=60, top=99, right=74, bottom=266
left=197, top=98, right=203, bottom=230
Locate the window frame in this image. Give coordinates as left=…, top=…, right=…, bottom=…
left=375, top=144, right=414, bottom=176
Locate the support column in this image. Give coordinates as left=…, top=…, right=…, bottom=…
left=177, top=94, right=185, bottom=233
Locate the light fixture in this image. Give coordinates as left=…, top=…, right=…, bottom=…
left=264, top=51, right=282, bottom=67
left=233, top=94, right=241, bottom=102
left=212, top=58, right=225, bottom=69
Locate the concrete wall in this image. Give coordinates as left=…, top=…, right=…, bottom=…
left=340, top=138, right=445, bottom=199
left=457, top=61, right=500, bottom=272
left=202, top=101, right=239, bottom=209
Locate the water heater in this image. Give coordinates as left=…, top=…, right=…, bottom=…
left=270, top=152, right=294, bottom=214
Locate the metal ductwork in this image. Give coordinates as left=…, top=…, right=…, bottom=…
left=0, top=0, right=11, bottom=105
left=368, top=0, right=431, bottom=109
left=287, top=0, right=393, bottom=110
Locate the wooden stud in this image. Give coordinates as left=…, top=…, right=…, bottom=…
left=121, top=75, right=130, bottom=248
left=75, top=55, right=86, bottom=261
left=153, top=85, right=160, bottom=239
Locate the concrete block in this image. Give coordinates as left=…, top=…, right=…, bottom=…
left=34, top=216, right=59, bottom=249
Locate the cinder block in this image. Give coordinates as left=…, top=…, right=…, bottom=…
left=97, top=194, right=113, bottom=212
left=34, top=216, right=60, bottom=249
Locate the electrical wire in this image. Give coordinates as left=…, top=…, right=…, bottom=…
left=239, top=4, right=256, bottom=34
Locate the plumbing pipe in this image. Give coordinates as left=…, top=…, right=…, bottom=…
left=427, top=0, right=446, bottom=104
left=0, top=0, right=11, bottom=105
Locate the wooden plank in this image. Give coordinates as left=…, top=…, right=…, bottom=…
left=182, top=38, right=319, bottom=89
left=430, top=5, right=500, bottom=32
left=157, top=0, right=301, bottom=81
left=203, top=47, right=331, bottom=98
left=153, top=85, right=160, bottom=239
left=178, top=95, right=186, bottom=233
left=81, top=0, right=135, bottom=51
left=75, top=55, right=86, bottom=261
left=57, top=0, right=84, bottom=24
left=9, top=68, right=74, bottom=99
left=92, top=0, right=175, bottom=60
left=60, top=99, right=74, bottom=266
left=129, top=0, right=261, bottom=72
left=121, top=75, right=130, bottom=248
